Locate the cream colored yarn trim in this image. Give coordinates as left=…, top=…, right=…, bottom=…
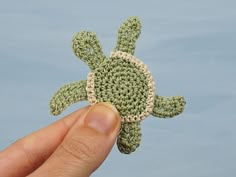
left=86, top=51, right=155, bottom=122
left=86, top=72, right=97, bottom=105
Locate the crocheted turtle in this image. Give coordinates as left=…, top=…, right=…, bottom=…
left=50, top=17, right=186, bottom=154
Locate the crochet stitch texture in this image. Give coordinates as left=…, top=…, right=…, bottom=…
left=50, top=17, right=186, bottom=154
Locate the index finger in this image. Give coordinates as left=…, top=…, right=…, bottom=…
left=0, top=106, right=90, bottom=177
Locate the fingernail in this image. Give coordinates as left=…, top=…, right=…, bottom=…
left=84, top=103, right=120, bottom=134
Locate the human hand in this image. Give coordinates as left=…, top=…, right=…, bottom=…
left=0, top=103, right=120, bottom=177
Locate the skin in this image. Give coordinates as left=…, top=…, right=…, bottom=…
left=0, top=103, right=121, bottom=177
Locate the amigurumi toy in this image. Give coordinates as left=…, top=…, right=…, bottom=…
left=50, top=17, right=186, bottom=154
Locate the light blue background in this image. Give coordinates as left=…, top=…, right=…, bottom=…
left=0, top=0, right=236, bottom=176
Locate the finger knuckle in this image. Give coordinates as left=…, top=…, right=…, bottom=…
left=60, top=136, right=97, bottom=163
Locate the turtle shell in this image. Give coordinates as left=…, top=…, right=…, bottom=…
left=86, top=51, right=155, bottom=122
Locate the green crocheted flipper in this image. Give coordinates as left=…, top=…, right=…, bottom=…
left=117, top=122, right=141, bottom=154
left=49, top=16, right=186, bottom=154
left=50, top=81, right=87, bottom=115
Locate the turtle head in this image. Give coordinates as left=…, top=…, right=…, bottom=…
left=72, top=31, right=106, bottom=71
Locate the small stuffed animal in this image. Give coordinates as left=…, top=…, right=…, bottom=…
left=50, top=17, right=186, bottom=154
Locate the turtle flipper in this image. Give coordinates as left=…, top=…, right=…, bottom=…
left=151, top=95, right=186, bottom=118
left=72, top=31, right=106, bottom=71
left=115, top=16, right=141, bottom=55
left=117, top=122, right=141, bottom=154
left=50, top=80, right=87, bottom=115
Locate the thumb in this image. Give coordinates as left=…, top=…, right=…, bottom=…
left=30, top=103, right=120, bottom=177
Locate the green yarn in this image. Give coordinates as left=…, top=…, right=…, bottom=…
left=72, top=31, right=106, bottom=71
left=50, top=80, right=87, bottom=115
left=115, top=16, right=141, bottom=55
left=94, top=57, right=148, bottom=118
left=117, top=122, right=141, bottom=154
left=49, top=16, right=186, bottom=154
left=151, top=96, right=186, bottom=118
